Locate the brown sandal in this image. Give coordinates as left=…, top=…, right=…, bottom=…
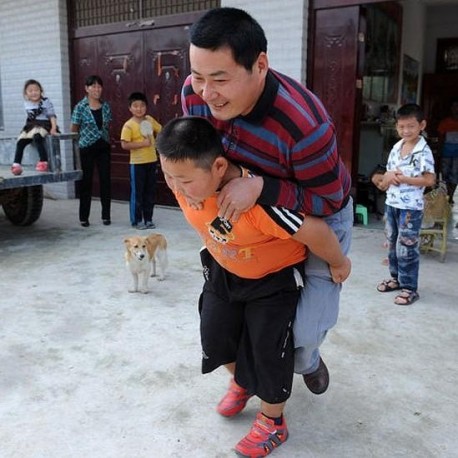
left=377, top=278, right=401, bottom=293
left=394, top=289, right=419, bottom=306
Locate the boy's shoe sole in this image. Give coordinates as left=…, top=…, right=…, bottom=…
left=217, top=379, right=252, bottom=417
left=235, top=412, right=288, bottom=457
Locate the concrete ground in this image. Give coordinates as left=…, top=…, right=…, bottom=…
left=0, top=198, right=457, bottom=458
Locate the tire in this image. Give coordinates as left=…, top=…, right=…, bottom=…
left=2, top=185, right=44, bottom=226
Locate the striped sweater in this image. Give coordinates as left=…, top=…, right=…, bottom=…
left=182, top=69, right=351, bottom=216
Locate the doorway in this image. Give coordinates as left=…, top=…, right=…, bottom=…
left=309, top=0, right=402, bottom=213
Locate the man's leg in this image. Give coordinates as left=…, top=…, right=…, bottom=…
left=294, top=197, right=353, bottom=393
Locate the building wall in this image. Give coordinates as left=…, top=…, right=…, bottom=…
left=399, top=0, right=426, bottom=104
left=0, top=0, right=74, bottom=198
left=423, top=4, right=458, bottom=73
left=221, top=0, right=308, bottom=83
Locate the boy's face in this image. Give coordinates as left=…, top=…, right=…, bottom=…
left=396, top=116, right=426, bottom=142
left=129, top=100, right=147, bottom=118
left=159, top=156, right=226, bottom=202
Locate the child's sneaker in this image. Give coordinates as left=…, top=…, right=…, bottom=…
left=217, top=378, right=252, bottom=417
left=235, top=412, right=288, bottom=457
left=11, top=163, right=23, bottom=176
left=35, top=161, right=48, bottom=172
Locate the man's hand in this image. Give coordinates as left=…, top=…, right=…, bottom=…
left=217, top=176, right=263, bottom=221
left=329, top=256, right=351, bottom=283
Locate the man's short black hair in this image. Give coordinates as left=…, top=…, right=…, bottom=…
left=156, top=116, right=225, bottom=170
left=128, top=92, right=148, bottom=106
left=190, top=7, right=267, bottom=71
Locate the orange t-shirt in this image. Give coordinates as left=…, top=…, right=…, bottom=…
left=176, top=192, right=306, bottom=279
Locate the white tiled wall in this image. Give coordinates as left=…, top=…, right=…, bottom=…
left=221, top=0, right=309, bottom=83
left=0, top=0, right=74, bottom=198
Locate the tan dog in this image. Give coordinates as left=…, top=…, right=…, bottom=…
left=124, top=233, right=168, bottom=293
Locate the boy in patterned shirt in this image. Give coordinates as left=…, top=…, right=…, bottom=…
left=376, top=104, right=436, bottom=305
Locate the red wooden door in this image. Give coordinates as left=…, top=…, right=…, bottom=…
left=72, top=13, right=202, bottom=204
left=309, top=5, right=364, bottom=183
left=144, top=26, right=191, bottom=206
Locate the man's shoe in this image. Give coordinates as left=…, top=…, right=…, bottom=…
left=80, top=221, right=90, bottom=227
left=102, top=219, right=111, bottom=226
left=145, top=221, right=156, bottom=229
left=216, top=378, right=252, bottom=417
left=235, top=412, right=288, bottom=457
left=302, top=357, right=329, bottom=395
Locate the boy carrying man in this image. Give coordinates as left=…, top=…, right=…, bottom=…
left=121, top=92, right=162, bottom=229
left=156, top=116, right=351, bottom=457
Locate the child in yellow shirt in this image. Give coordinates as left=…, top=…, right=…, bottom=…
left=121, top=92, right=162, bottom=229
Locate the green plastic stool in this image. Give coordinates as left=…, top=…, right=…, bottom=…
left=355, top=204, right=368, bottom=225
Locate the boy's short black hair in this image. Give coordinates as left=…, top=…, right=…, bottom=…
left=128, top=92, right=148, bottom=106
left=190, top=7, right=267, bottom=71
left=156, top=116, right=225, bottom=170
left=85, top=75, right=103, bottom=87
left=396, top=103, right=425, bottom=122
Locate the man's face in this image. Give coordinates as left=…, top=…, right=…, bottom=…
left=189, top=44, right=268, bottom=121
left=160, top=156, right=225, bottom=202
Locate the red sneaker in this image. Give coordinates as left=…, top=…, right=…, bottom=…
left=11, top=163, right=23, bottom=175
left=235, top=412, right=288, bottom=458
left=35, top=161, right=48, bottom=172
left=216, top=379, right=252, bottom=417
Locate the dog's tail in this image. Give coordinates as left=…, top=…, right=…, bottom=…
left=155, top=245, right=168, bottom=278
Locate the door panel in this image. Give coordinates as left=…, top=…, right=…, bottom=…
left=98, top=32, right=144, bottom=200
left=310, top=6, right=362, bottom=181
left=72, top=17, right=198, bottom=205
left=144, top=27, right=191, bottom=206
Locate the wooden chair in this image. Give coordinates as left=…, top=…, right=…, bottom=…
left=420, top=184, right=451, bottom=262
